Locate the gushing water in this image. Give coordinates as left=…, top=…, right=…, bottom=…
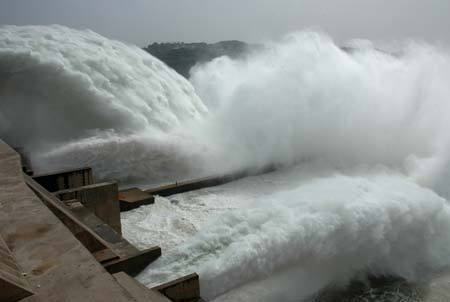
left=0, top=25, right=207, bottom=183
left=189, top=32, right=450, bottom=197
left=2, top=26, right=450, bottom=301
left=136, top=170, right=450, bottom=301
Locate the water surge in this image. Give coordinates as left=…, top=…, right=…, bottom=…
left=2, top=25, right=450, bottom=301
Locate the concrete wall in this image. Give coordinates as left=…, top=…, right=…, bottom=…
left=0, top=139, right=145, bottom=302
left=54, top=182, right=122, bottom=234
left=33, top=167, right=93, bottom=192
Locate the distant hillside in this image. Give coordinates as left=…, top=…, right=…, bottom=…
left=144, top=41, right=258, bottom=78
left=144, top=41, right=394, bottom=79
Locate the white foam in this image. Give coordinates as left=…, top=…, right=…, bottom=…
left=0, top=25, right=208, bottom=182
left=129, top=32, right=450, bottom=300
left=134, top=170, right=450, bottom=301
left=190, top=32, right=450, bottom=196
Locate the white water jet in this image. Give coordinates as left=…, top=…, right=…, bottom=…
left=190, top=31, right=450, bottom=196
left=0, top=25, right=208, bottom=183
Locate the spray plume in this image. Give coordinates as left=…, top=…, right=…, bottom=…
left=3, top=26, right=450, bottom=301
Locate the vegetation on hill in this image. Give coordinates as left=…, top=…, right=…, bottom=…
left=144, top=41, right=258, bottom=78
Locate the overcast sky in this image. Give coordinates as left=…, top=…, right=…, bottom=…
left=1, top=0, right=449, bottom=47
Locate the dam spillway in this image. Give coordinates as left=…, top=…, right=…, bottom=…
left=2, top=139, right=450, bottom=301
left=3, top=25, right=450, bottom=302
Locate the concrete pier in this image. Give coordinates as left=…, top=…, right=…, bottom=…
left=117, top=165, right=276, bottom=212
left=145, top=165, right=275, bottom=197
left=54, top=182, right=122, bottom=234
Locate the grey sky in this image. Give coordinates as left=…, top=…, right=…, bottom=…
left=1, top=0, right=450, bottom=47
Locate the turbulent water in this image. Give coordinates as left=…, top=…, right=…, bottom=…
left=0, top=25, right=208, bottom=183
left=2, top=25, right=450, bottom=301
left=189, top=33, right=450, bottom=197
left=126, top=166, right=450, bottom=301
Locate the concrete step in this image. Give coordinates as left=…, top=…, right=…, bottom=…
left=113, top=272, right=171, bottom=302
left=153, top=273, right=202, bottom=302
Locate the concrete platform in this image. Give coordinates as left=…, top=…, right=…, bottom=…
left=119, top=188, right=155, bottom=211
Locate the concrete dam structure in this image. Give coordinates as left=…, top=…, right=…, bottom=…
left=2, top=138, right=450, bottom=301
left=0, top=139, right=202, bottom=302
